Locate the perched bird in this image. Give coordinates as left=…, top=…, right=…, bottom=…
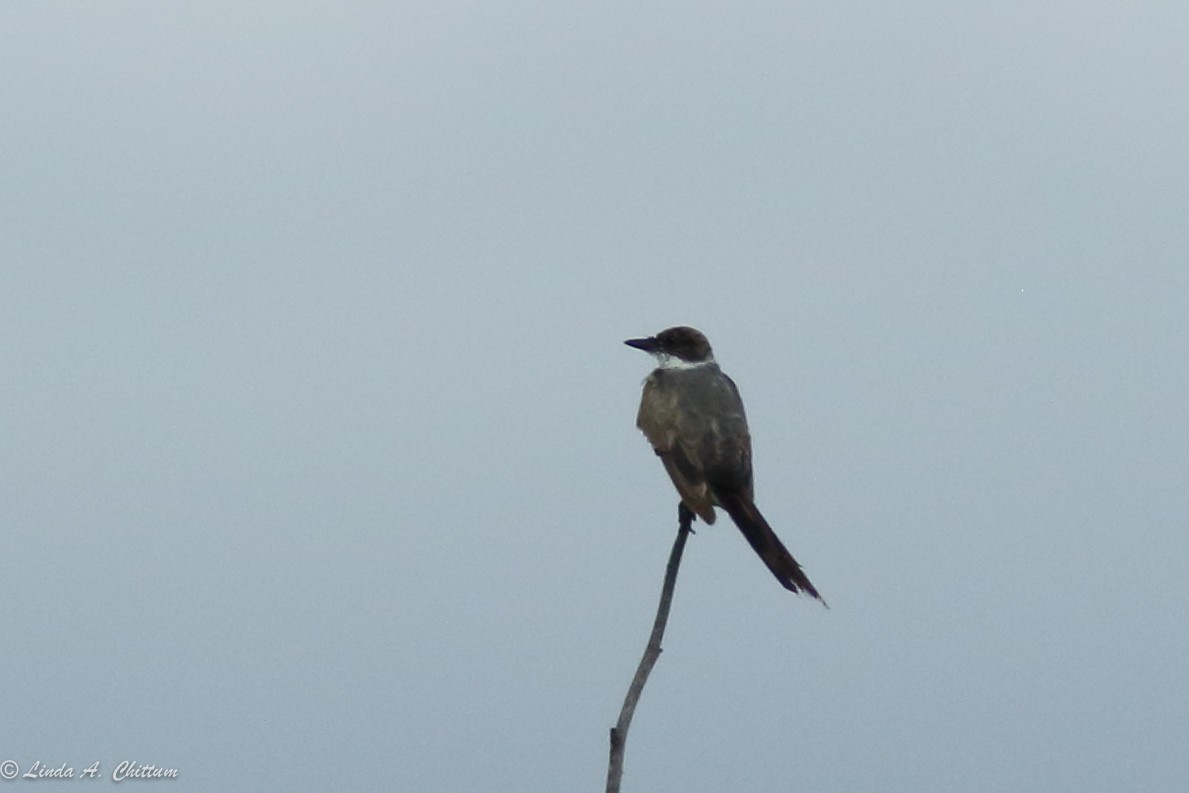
left=625, top=326, right=822, bottom=601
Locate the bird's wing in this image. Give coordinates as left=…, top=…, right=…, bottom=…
left=636, top=374, right=718, bottom=523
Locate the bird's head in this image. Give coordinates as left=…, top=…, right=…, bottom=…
left=624, top=326, right=715, bottom=365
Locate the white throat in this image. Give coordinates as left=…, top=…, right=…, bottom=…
left=655, top=354, right=716, bottom=370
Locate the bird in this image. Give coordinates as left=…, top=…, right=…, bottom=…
left=625, top=326, right=822, bottom=601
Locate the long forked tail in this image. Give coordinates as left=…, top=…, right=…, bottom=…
left=718, top=493, right=824, bottom=603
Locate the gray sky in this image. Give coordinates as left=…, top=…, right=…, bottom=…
left=3, top=2, right=1188, bottom=791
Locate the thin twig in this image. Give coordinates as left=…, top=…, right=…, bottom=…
left=606, top=506, right=694, bottom=793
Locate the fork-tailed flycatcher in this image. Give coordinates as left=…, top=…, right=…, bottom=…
left=625, top=326, right=822, bottom=601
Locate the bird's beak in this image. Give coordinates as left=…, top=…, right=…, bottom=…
left=624, top=336, right=659, bottom=353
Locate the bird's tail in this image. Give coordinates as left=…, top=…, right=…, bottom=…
left=718, top=494, right=824, bottom=603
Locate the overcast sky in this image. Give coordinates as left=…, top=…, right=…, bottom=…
left=3, top=2, right=1188, bottom=791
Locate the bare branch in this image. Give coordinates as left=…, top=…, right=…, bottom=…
left=606, top=506, right=694, bottom=793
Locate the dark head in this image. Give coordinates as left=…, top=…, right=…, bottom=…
left=624, top=326, right=715, bottom=364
